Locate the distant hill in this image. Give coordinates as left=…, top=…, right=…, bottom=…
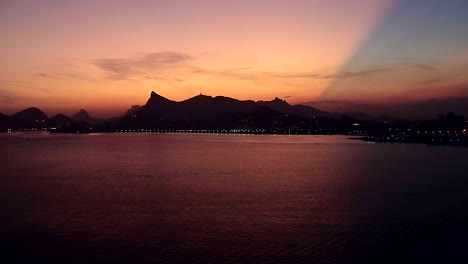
left=3, top=91, right=466, bottom=133
left=258, top=97, right=327, bottom=117
left=119, top=91, right=329, bottom=129
left=71, top=108, right=112, bottom=126
left=72, top=109, right=91, bottom=122
left=48, top=114, right=73, bottom=127
left=302, top=97, right=468, bottom=120
left=392, top=97, right=468, bottom=118
left=12, top=107, right=47, bottom=121
left=124, top=105, right=142, bottom=116
left=2, top=107, right=48, bottom=129
left=0, top=108, right=94, bottom=131
left=0, top=113, right=8, bottom=128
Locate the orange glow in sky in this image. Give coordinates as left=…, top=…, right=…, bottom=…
left=1, top=0, right=468, bottom=117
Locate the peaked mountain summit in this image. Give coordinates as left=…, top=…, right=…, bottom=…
left=72, top=109, right=91, bottom=121
left=1, top=107, right=48, bottom=129
left=12, top=107, right=48, bottom=121
left=48, top=114, right=73, bottom=127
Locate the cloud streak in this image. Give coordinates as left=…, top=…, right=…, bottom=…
left=323, top=68, right=394, bottom=79
left=92, top=52, right=193, bottom=80
left=0, top=88, right=21, bottom=105
left=90, top=51, right=397, bottom=83
left=190, top=67, right=394, bottom=81
left=404, top=62, right=439, bottom=72
left=34, top=72, right=94, bottom=81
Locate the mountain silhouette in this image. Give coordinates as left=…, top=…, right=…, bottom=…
left=302, top=97, right=468, bottom=119
left=1, top=107, right=48, bottom=129
left=125, top=105, right=142, bottom=116
left=256, top=97, right=329, bottom=117
left=72, top=109, right=91, bottom=121
left=12, top=107, right=47, bottom=120
left=0, top=113, right=7, bottom=129
left=119, top=91, right=327, bottom=129
left=48, top=114, right=73, bottom=127
left=0, top=92, right=329, bottom=131
left=1, top=91, right=466, bottom=139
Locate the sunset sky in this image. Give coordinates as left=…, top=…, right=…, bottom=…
left=1, top=0, right=468, bottom=117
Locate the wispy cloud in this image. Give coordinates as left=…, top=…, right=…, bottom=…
left=34, top=72, right=93, bottom=81
left=191, top=67, right=257, bottom=80
left=1, top=80, right=50, bottom=93
left=404, top=62, right=438, bottom=72
left=190, top=67, right=393, bottom=81
left=324, top=68, right=394, bottom=79
left=413, top=77, right=445, bottom=85
left=0, top=88, right=20, bottom=105
left=92, top=51, right=193, bottom=80
left=35, top=73, right=51, bottom=78
left=89, top=51, right=396, bottom=84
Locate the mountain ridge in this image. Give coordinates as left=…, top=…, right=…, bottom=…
left=120, top=91, right=328, bottom=129
left=1, top=91, right=466, bottom=135
left=302, top=97, right=468, bottom=119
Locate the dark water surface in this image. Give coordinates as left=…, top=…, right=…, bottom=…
left=1, top=133, right=468, bottom=263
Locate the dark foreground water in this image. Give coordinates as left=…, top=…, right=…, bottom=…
left=1, top=133, right=468, bottom=263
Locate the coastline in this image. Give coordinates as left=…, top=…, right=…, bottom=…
left=350, top=135, right=468, bottom=147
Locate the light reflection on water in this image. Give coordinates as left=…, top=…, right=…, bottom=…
left=1, top=133, right=467, bottom=263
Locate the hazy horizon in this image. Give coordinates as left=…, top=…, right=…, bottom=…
left=2, top=90, right=468, bottom=119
